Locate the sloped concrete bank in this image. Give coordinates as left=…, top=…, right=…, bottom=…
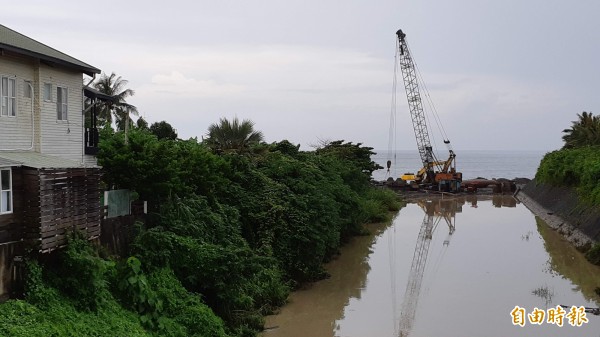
left=516, top=180, right=600, bottom=250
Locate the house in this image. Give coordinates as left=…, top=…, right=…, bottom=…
left=0, top=24, right=106, bottom=298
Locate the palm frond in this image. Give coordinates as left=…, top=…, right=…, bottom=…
left=92, top=72, right=138, bottom=128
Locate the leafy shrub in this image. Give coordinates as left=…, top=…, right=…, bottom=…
left=23, top=260, right=58, bottom=308
left=98, top=129, right=229, bottom=211
left=2, top=258, right=150, bottom=337
left=133, top=228, right=288, bottom=331
left=536, top=146, right=600, bottom=204
left=585, top=243, right=600, bottom=265
left=49, top=234, right=114, bottom=310
left=359, top=188, right=404, bottom=223
left=115, top=257, right=165, bottom=329
left=158, top=195, right=244, bottom=247
left=148, top=268, right=228, bottom=337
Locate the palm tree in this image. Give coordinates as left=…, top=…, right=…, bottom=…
left=205, top=117, right=264, bottom=153
left=93, top=72, right=138, bottom=130
left=562, top=111, right=600, bottom=149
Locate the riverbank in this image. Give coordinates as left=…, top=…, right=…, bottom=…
left=516, top=180, right=600, bottom=249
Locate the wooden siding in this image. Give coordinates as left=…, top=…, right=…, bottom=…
left=0, top=53, right=36, bottom=150
left=100, top=215, right=136, bottom=257
left=0, top=52, right=89, bottom=165
left=0, top=241, right=23, bottom=300
left=0, top=167, right=23, bottom=244
left=83, top=154, right=98, bottom=167
left=38, top=65, right=84, bottom=162
left=0, top=167, right=25, bottom=300
left=22, top=168, right=102, bottom=253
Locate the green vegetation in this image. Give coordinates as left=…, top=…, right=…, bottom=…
left=149, top=121, right=178, bottom=140
left=92, top=72, right=138, bottom=130
left=205, top=117, right=264, bottom=153
left=586, top=243, right=600, bottom=265
left=0, top=117, right=400, bottom=336
left=561, top=111, right=600, bottom=149
left=536, top=146, right=600, bottom=204
left=535, top=111, right=600, bottom=265
left=0, top=235, right=227, bottom=337
left=537, top=111, right=600, bottom=203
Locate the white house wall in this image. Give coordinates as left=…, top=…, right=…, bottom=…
left=0, top=54, right=35, bottom=151
left=38, top=65, right=84, bottom=162
left=83, top=154, right=98, bottom=167
left=0, top=53, right=96, bottom=166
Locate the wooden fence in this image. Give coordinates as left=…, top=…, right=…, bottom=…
left=22, top=168, right=102, bottom=253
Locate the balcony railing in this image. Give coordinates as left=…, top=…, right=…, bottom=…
left=85, top=127, right=99, bottom=155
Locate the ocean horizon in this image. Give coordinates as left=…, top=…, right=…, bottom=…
left=371, top=149, right=547, bottom=181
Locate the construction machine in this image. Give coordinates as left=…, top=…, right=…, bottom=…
left=394, top=29, right=462, bottom=192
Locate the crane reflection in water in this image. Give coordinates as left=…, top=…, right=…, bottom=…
left=396, top=196, right=516, bottom=337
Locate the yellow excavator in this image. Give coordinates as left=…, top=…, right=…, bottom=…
left=394, top=29, right=462, bottom=192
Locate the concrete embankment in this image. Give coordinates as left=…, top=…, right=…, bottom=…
left=516, top=180, right=600, bottom=249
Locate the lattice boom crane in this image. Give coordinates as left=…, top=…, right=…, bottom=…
left=395, top=29, right=462, bottom=192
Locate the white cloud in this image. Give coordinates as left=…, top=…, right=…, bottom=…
left=117, top=44, right=389, bottom=93
left=140, top=71, right=246, bottom=97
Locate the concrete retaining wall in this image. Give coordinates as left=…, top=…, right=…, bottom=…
left=519, top=180, right=600, bottom=243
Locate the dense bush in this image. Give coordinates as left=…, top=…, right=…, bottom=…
left=0, top=126, right=401, bottom=337
left=98, top=130, right=229, bottom=210
left=1, top=252, right=153, bottom=337
left=147, top=268, right=228, bottom=337
left=133, top=227, right=288, bottom=326
left=1, top=237, right=231, bottom=337
left=585, top=243, right=600, bottom=265
left=0, top=297, right=151, bottom=337
left=48, top=234, right=114, bottom=310
left=536, top=146, right=600, bottom=204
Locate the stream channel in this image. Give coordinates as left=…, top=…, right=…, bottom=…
left=261, top=195, right=600, bottom=337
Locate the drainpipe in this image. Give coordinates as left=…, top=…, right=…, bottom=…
left=81, top=74, right=96, bottom=165
left=0, top=81, right=35, bottom=151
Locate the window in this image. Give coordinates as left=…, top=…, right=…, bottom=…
left=1, top=77, right=16, bottom=117
left=57, top=86, right=67, bottom=120
left=24, top=80, right=32, bottom=98
left=0, top=169, right=12, bottom=214
left=43, top=83, right=52, bottom=101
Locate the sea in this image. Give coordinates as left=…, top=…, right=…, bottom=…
left=371, top=150, right=548, bottom=181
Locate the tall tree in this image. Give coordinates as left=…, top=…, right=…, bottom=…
left=150, top=121, right=178, bottom=140
left=205, top=117, right=264, bottom=153
left=562, top=111, right=600, bottom=149
left=93, top=72, right=138, bottom=130
left=136, top=116, right=149, bottom=130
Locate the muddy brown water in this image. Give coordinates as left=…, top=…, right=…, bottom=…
left=261, top=196, right=600, bottom=337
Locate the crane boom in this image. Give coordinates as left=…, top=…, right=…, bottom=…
left=396, top=29, right=435, bottom=169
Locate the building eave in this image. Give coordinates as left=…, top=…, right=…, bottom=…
left=0, top=44, right=100, bottom=76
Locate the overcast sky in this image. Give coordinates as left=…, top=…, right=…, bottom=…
left=3, top=0, right=599, bottom=152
